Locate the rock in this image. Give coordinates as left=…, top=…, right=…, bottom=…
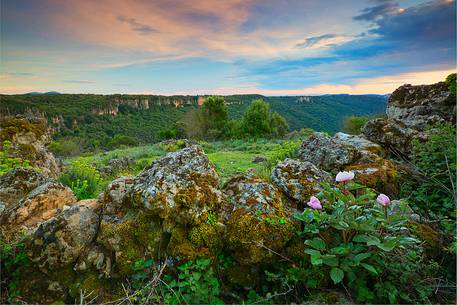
left=98, top=157, right=135, bottom=176
left=27, top=204, right=99, bottom=271
left=252, top=155, right=267, bottom=163
left=386, top=82, right=456, bottom=130
left=0, top=116, right=61, bottom=178
left=361, top=118, right=422, bottom=157
left=129, top=145, right=223, bottom=229
left=98, top=176, right=134, bottom=215
left=0, top=167, right=49, bottom=207
left=223, top=174, right=294, bottom=266
left=334, top=132, right=383, bottom=155
left=298, top=132, right=360, bottom=171
left=1, top=181, right=77, bottom=232
left=271, top=158, right=332, bottom=204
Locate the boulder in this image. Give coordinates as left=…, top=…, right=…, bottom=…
left=334, top=132, right=383, bottom=155
left=1, top=181, right=77, bottom=232
left=98, top=176, right=134, bottom=215
left=129, top=145, right=224, bottom=229
left=361, top=118, right=422, bottom=157
left=252, top=155, right=267, bottom=163
left=27, top=204, right=99, bottom=271
left=271, top=158, right=332, bottom=204
left=386, top=82, right=456, bottom=130
left=0, top=116, right=61, bottom=178
left=223, top=174, right=294, bottom=266
left=298, top=132, right=359, bottom=171
left=0, top=167, right=49, bottom=207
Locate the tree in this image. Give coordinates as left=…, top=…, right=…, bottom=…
left=241, top=99, right=271, bottom=138
left=202, top=96, right=228, bottom=138
left=342, top=115, right=369, bottom=135
left=446, top=73, right=456, bottom=96
left=269, top=111, right=288, bottom=138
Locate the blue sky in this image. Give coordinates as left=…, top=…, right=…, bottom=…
left=0, top=0, right=455, bottom=95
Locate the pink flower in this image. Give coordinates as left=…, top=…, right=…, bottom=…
left=307, top=196, right=322, bottom=210
left=376, top=194, right=391, bottom=206
left=335, top=171, right=355, bottom=182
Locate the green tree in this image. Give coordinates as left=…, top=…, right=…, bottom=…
left=202, top=96, right=228, bottom=138
left=446, top=73, right=456, bottom=96
left=343, top=115, right=369, bottom=134
left=269, top=111, right=289, bottom=138
left=241, top=99, right=271, bottom=138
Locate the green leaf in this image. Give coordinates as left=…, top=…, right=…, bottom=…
left=330, top=267, right=344, bottom=284
left=322, top=255, right=339, bottom=267
left=305, top=238, right=326, bottom=250
left=377, top=239, right=397, bottom=252
left=361, top=263, right=378, bottom=275
left=331, top=246, right=350, bottom=255
left=310, top=255, right=323, bottom=266
left=354, top=252, right=371, bottom=263
left=304, top=249, right=321, bottom=256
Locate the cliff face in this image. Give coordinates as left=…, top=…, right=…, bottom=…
left=386, top=81, right=455, bottom=130
left=363, top=80, right=456, bottom=157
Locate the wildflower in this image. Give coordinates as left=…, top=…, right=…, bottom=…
left=376, top=194, right=391, bottom=206
left=307, top=196, right=322, bottom=210
left=335, top=171, right=355, bottom=182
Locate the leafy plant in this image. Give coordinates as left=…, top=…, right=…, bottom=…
left=60, top=158, right=102, bottom=199
left=0, top=140, right=32, bottom=175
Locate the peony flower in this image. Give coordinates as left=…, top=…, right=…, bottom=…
left=307, top=196, right=322, bottom=210
left=335, top=171, right=355, bottom=182
left=376, top=194, right=391, bottom=206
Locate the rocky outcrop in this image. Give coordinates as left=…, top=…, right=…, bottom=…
left=0, top=116, right=61, bottom=178
left=362, top=81, right=455, bottom=158
left=272, top=158, right=332, bottom=204
left=386, top=82, right=455, bottom=130
left=130, top=145, right=223, bottom=229
left=223, top=174, right=294, bottom=266
left=298, top=132, right=360, bottom=171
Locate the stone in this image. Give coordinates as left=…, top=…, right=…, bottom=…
left=386, top=82, right=456, bottom=130
left=1, top=181, right=77, bottom=232
left=98, top=176, right=134, bottom=215
left=27, top=204, right=99, bottom=271
left=0, top=167, right=49, bottom=207
left=334, top=132, right=383, bottom=155
left=129, top=145, right=223, bottom=229
left=252, top=155, right=267, bottom=163
left=271, top=158, right=332, bottom=204
left=223, top=173, right=294, bottom=265
left=0, top=116, right=61, bottom=178
left=361, top=118, right=422, bottom=157
left=298, top=132, right=360, bottom=171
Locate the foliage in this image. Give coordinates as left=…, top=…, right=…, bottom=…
left=107, top=134, right=139, bottom=149
left=0, top=141, right=32, bottom=175
left=446, top=73, right=456, bottom=96
left=202, top=96, right=229, bottom=139
left=0, top=93, right=387, bottom=151
left=403, top=123, right=456, bottom=220
left=60, top=158, right=102, bottom=199
left=48, top=138, right=81, bottom=157
left=342, top=115, right=369, bottom=134
left=293, top=181, right=436, bottom=303
left=258, top=139, right=301, bottom=179
left=0, top=238, right=30, bottom=304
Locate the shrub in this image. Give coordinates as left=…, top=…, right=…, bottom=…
left=446, top=73, right=456, bottom=96
left=342, top=115, right=369, bottom=134
left=293, top=179, right=437, bottom=303
left=0, top=140, right=32, bottom=175
left=48, top=139, right=81, bottom=157
left=60, top=158, right=102, bottom=200
left=107, top=134, right=139, bottom=149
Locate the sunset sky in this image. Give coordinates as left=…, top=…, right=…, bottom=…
left=1, top=0, right=455, bottom=95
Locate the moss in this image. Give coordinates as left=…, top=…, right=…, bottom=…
left=167, top=226, right=211, bottom=260
left=409, top=223, right=440, bottom=250
left=135, top=212, right=162, bottom=254
left=0, top=117, right=47, bottom=142
left=97, top=219, right=146, bottom=276
left=225, top=265, right=258, bottom=288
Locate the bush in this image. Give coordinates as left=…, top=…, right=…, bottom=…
left=342, top=115, right=369, bottom=134
left=48, top=139, right=81, bottom=157
left=292, top=180, right=437, bottom=303
left=107, top=134, right=139, bottom=149
left=60, top=158, right=102, bottom=200
left=0, top=141, right=32, bottom=175
left=446, top=73, right=456, bottom=96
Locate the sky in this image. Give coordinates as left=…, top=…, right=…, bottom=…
left=0, top=0, right=455, bottom=95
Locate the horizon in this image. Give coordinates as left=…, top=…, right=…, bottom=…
left=1, top=0, right=456, bottom=95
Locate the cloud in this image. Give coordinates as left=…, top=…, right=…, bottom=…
left=63, top=80, right=96, bottom=84
left=296, top=34, right=337, bottom=48
left=117, top=15, right=158, bottom=35
left=353, top=0, right=399, bottom=21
